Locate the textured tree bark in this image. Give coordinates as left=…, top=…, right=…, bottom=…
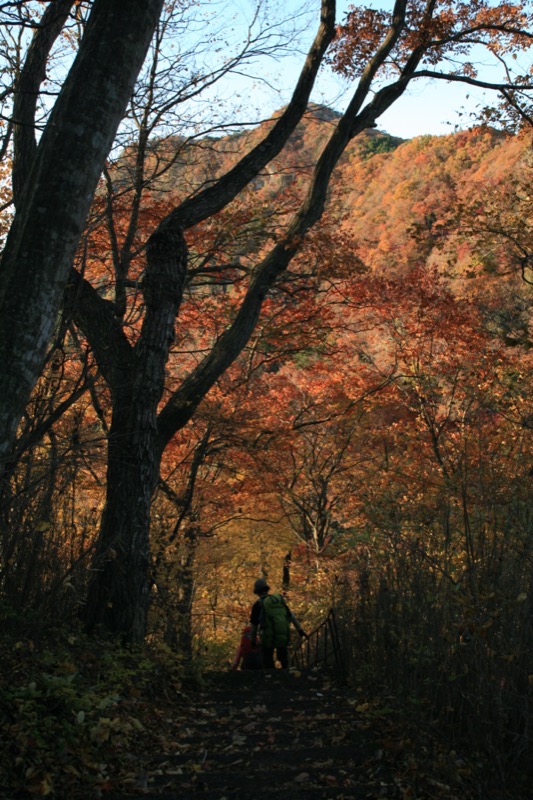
left=83, top=401, right=161, bottom=641
left=0, top=0, right=164, bottom=466
left=79, top=228, right=188, bottom=641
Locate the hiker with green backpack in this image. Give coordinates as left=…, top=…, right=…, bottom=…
left=249, top=578, right=307, bottom=669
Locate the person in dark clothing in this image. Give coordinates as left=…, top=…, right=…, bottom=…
left=249, top=578, right=306, bottom=669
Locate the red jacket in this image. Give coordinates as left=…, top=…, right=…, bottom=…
left=231, top=625, right=261, bottom=670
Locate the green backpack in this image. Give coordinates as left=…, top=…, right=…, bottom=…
left=260, top=593, right=290, bottom=648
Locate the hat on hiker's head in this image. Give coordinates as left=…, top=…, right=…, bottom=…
left=253, top=578, right=270, bottom=595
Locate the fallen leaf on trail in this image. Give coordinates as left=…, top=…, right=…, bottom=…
left=62, top=765, right=81, bottom=778
left=294, top=772, right=310, bottom=782
left=26, top=770, right=54, bottom=796
left=381, top=738, right=404, bottom=752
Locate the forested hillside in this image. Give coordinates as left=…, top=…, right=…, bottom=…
left=158, top=109, right=532, bottom=636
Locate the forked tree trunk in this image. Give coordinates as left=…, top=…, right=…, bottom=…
left=74, top=228, right=188, bottom=642
left=74, top=0, right=417, bottom=642
left=73, top=0, right=337, bottom=643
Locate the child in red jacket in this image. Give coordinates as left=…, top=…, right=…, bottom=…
left=231, top=624, right=262, bottom=670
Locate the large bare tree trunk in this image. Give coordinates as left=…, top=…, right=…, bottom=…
left=0, top=0, right=164, bottom=466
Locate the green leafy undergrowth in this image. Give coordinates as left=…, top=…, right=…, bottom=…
left=0, top=620, right=188, bottom=798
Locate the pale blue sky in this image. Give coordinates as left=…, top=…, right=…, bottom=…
left=209, top=0, right=531, bottom=139
left=312, top=64, right=497, bottom=139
